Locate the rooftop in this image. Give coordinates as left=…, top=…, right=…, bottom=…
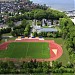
left=38, top=28, right=58, bottom=32
left=33, top=26, right=58, bottom=32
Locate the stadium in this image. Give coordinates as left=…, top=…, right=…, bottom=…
left=0, top=37, right=63, bottom=62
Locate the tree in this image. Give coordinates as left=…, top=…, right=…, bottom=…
left=65, top=38, right=73, bottom=49
left=68, top=48, right=73, bottom=55
left=59, top=18, right=74, bottom=39
left=31, top=9, right=46, bottom=20
left=59, top=67, right=65, bottom=73
left=24, top=32, right=28, bottom=37
left=47, top=32, right=50, bottom=37
left=11, top=31, right=16, bottom=37
left=7, top=20, right=15, bottom=27
left=24, top=24, right=30, bottom=37
left=53, top=61, right=62, bottom=68
left=73, top=37, right=75, bottom=47
left=38, top=32, right=42, bottom=37
left=0, top=30, right=2, bottom=40
left=52, top=32, right=58, bottom=38
left=21, top=19, right=28, bottom=28
left=66, top=62, right=73, bottom=68
left=46, top=8, right=66, bottom=25
left=7, top=61, right=15, bottom=69
left=33, top=32, right=37, bottom=37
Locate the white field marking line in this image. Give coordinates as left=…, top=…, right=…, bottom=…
left=26, top=43, right=29, bottom=57
left=42, top=43, right=45, bottom=56
left=42, top=43, right=43, bottom=56
left=42, top=43, right=46, bottom=56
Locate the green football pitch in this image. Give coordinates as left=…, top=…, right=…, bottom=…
left=0, top=42, right=50, bottom=59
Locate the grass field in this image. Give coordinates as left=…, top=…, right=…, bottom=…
left=45, top=38, right=63, bottom=44
left=0, top=42, right=50, bottom=59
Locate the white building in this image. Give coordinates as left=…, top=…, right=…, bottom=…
left=71, top=17, right=75, bottom=24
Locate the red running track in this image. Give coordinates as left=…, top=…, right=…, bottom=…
left=0, top=42, right=10, bottom=50
left=0, top=39, right=63, bottom=61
